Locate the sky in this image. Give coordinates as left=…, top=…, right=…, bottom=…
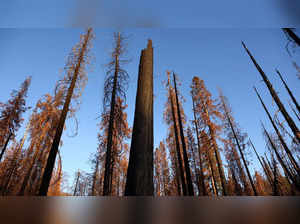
left=0, top=0, right=300, bottom=28
left=0, top=28, right=299, bottom=186
left=0, top=2, right=299, bottom=189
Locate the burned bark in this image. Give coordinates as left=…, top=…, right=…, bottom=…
left=125, top=40, right=154, bottom=196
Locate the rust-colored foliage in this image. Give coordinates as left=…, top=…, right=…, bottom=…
left=191, top=76, right=227, bottom=196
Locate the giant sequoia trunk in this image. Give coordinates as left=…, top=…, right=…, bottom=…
left=242, top=42, right=300, bottom=142
left=173, top=73, right=194, bottom=196
left=125, top=40, right=154, bottom=196
left=38, top=28, right=92, bottom=196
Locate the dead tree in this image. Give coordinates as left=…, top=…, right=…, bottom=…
left=242, top=42, right=300, bottom=142
left=275, top=70, right=300, bottom=114
left=38, top=28, right=93, bottom=196
left=191, top=98, right=207, bottom=196
left=254, top=87, right=300, bottom=177
left=173, top=73, right=194, bottom=196
left=73, top=171, right=81, bottom=196
left=282, top=28, right=300, bottom=46
left=220, top=95, right=258, bottom=196
left=103, top=33, right=130, bottom=196
left=249, top=139, right=273, bottom=186
left=125, top=40, right=154, bottom=196
left=262, top=124, right=300, bottom=191
left=170, top=92, right=187, bottom=195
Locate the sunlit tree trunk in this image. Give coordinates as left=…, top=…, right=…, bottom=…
left=125, top=40, right=154, bottom=195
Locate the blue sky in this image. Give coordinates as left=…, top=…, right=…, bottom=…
left=0, top=28, right=299, bottom=186
left=1, top=0, right=300, bottom=28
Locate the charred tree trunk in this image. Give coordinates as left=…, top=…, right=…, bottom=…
left=0, top=132, right=12, bottom=162
left=220, top=99, right=257, bottom=195
left=276, top=70, right=300, bottom=114
left=173, top=73, right=194, bottom=196
left=271, top=155, right=280, bottom=196
left=282, top=28, right=300, bottom=46
left=261, top=156, right=274, bottom=187
left=254, top=87, right=300, bottom=177
left=168, top=88, right=187, bottom=195
left=38, top=28, right=92, bottom=196
left=290, top=103, right=300, bottom=122
left=262, top=125, right=300, bottom=190
left=125, top=40, right=154, bottom=196
left=103, top=55, right=120, bottom=196
left=242, top=42, right=300, bottom=142
left=192, top=99, right=207, bottom=196
left=249, top=139, right=273, bottom=186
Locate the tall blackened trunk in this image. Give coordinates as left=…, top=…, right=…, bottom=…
left=220, top=98, right=257, bottom=195
left=254, top=87, right=300, bottom=177
left=125, top=40, right=154, bottom=195
left=262, top=125, right=300, bottom=190
left=0, top=132, right=12, bottom=162
left=103, top=55, right=120, bottom=196
left=249, top=140, right=273, bottom=186
left=167, top=79, right=187, bottom=196
left=271, top=154, right=280, bottom=196
left=173, top=73, right=194, bottom=196
left=261, top=156, right=274, bottom=187
left=282, top=28, right=300, bottom=46
left=242, top=42, right=300, bottom=142
left=192, top=99, right=207, bottom=196
left=276, top=70, right=300, bottom=114
left=38, top=28, right=92, bottom=196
